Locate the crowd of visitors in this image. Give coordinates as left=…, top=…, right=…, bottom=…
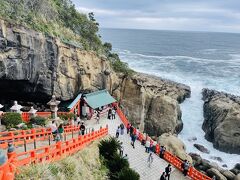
left=107, top=106, right=117, bottom=120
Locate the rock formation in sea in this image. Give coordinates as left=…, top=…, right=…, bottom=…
left=202, top=88, right=240, bottom=154
left=0, top=19, right=191, bottom=138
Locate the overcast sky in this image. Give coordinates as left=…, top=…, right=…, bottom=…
left=72, top=0, right=240, bottom=33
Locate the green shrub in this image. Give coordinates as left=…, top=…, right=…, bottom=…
left=58, top=113, right=76, bottom=121
left=107, top=154, right=129, bottom=178
left=111, top=59, right=134, bottom=76
left=98, top=137, right=121, bottom=160
left=2, top=112, right=22, bottom=129
left=117, top=167, right=140, bottom=180
left=30, top=116, right=46, bottom=126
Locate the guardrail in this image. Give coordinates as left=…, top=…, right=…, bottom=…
left=0, top=125, right=81, bottom=149
left=116, top=107, right=211, bottom=180
left=0, top=125, right=108, bottom=180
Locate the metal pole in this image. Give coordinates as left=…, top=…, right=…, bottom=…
left=64, top=133, right=66, bottom=142
left=48, top=135, right=51, bottom=146
left=72, top=131, right=74, bottom=139
left=24, top=139, right=27, bottom=152
left=34, top=139, right=36, bottom=149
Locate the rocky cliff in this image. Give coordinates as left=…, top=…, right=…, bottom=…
left=112, top=73, right=190, bottom=137
left=0, top=19, right=190, bottom=136
left=202, top=88, right=240, bottom=154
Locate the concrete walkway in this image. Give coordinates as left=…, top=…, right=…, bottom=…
left=94, top=114, right=189, bottom=180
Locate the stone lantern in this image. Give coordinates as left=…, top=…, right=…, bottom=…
left=47, top=95, right=60, bottom=120
left=28, top=106, right=37, bottom=118
left=10, top=101, right=22, bottom=113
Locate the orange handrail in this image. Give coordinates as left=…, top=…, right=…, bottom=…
left=0, top=125, right=81, bottom=149
left=0, top=126, right=108, bottom=180
left=116, top=106, right=211, bottom=180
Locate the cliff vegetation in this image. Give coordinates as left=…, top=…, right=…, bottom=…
left=0, top=0, right=132, bottom=74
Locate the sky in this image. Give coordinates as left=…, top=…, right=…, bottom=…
left=72, top=0, right=240, bottom=33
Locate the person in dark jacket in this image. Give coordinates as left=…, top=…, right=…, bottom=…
left=80, top=122, right=85, bottom=135
left=107, top=108, right=112, bottom=120
left=160, top=146, right=166, bottom=158
left=165, top=164, right=172, bottom=180
left=129, top=125, right=134, bottom=136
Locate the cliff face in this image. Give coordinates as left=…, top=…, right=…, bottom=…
left=202, top=88, right=240, bottom=154
left=112, top=73, right=190, bottom=137
left=0, top=19, right=191, bottom=136
left=0, top=19, right=109, bottom=103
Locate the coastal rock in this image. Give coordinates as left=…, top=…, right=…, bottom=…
left=158, top=133, right=192, bottom=163
left=210, top=156, right=223, bottom=163
left=194, top=144, right=210, bottom=154
left=219, top=169, right=235, bottom=180
left=231, top=164, right=240, bottom=175
left=206, top=168, right=227, bottom=180
left=202, top=88, right=240, bottom=154
left=234, top=174, right=240, bottom=180
left=117, top=73, right=190, bottom=136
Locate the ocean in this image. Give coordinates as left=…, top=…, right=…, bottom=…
left=100, top=28, right=240, bottom=168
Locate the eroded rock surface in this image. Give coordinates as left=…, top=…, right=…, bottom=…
left=202, top=88, right=240, bottom=154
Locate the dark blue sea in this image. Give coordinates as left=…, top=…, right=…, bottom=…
left=100, top=28, right=240, bottom=168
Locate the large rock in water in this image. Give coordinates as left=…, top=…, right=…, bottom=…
left=202, top=88, right=240, bottom=154
left=158, top=133, right=192, bottom=163
left=114, top=73, right=190, bottom=136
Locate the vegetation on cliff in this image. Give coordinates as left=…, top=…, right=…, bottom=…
left=0, top=0, right=133, bottom=75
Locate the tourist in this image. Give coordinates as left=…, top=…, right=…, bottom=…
left=182, top=160, right=190, bottom=176
left=49, top=121, right=57, bottom=140
left=111, top=108, right=116, bottom=120
left=160, top=172, right=166, bottom=180
left=76, top=116, right=81, bottom=125
left=129, top=124, right=134, bottom=136
left=107, top=108, right=112, bottom=120
left=96, top=111, right=100, bottom=124
left=147, top=153, right=153, bottom=167
left=160, top=146, right=166, bottom=158
left=116, top=126, right=120, bottom=138
left=119, top=144, right=124, bottom=156
left=127, top=123, right=130, bottom=134
left=145, top=138, right=150, bottom=153
left=57, top=124, right=64, bottom=141
left=80, top=122, right=86, bottom=135
left=135, top=127, right=139, bottom=139
left=131, top=133, right=136, bottom=148
left=165, top=164, right=172, bottom=180
left=120, top=123, right=124, bottom=135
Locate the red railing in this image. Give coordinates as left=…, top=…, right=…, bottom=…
left=0, top=125, right=81, bottom=149
left=0, top=126, right=108, bottom=180
left=116, top=107, right=211, bottom=180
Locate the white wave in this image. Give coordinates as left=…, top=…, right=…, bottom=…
left=119, top=49, right=240, bottom=169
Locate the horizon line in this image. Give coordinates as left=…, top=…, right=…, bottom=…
left=100, top=27, right=240, bottom=35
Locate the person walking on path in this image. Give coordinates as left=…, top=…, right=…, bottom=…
left=182, top=160, right=190, bottom=176
left=57, top=124, right=64, bottom=141
left=123, top=154, right=128, bottom=160
left=49, top=121, right=58, bottom=140
left=145, top=138, right=151, bottom=153
left=120, top=123, right=124, bottom=135
left=131, top=133, right=136, bottom=148
left=160, top=146, right=166, bottom=158
left=119, top=144, right=124, bottom=157
left=111, top=108, right=116, bottom=120
left=79, top=122, right=86, bottom=135
left=165, top=164, right=172, bottom=180
left=160, top=172, right=166, bottom=180
left=107, top=108, right=112, bottom=120
left=147, top=153, right=153, bottom=168
left=96, top=111, right=100, bottom=124
left=127, top=123, right=130, bottom=134
left=129, top=125, right=134, bottom=136
left=116, top=126, right=120, bottom=138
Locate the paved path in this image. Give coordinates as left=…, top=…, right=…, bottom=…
left=5, top=114, right=189, bottom=180
left=98, top=115, right=189, bottom=180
